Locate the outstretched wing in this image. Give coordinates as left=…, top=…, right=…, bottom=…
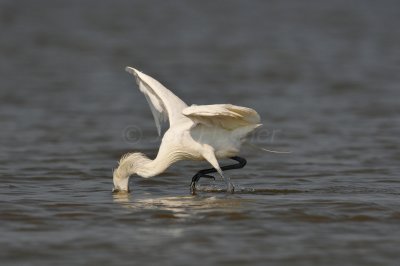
left=126, top=67, right=189, bottom=135
left=182, top=104, right=261, bottom=130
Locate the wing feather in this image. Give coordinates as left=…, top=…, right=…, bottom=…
left=182, top=104, right=261, bottom=130
left=126, top=67, right=188, bottom=135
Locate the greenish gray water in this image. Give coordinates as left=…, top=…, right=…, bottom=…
left=1, top=0, right=400, bottom=265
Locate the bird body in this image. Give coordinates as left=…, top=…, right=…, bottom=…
left=113, top=67, right=261, bottom=193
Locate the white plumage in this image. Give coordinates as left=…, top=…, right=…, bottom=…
left=113, top=67, right=262, bottom=193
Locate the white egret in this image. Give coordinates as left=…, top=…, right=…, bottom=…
left=113, top=67, right=262, bottom=194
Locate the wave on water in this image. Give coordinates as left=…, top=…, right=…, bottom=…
left=195, top=185, right=305, bottom=194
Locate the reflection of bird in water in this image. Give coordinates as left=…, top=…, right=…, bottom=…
left=113, top=67, right=261, bottom=194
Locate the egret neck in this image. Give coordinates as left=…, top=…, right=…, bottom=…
left=113, top=148, right=178, bottom=192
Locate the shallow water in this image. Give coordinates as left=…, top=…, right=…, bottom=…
left=1, top=0, right=400, bottom=265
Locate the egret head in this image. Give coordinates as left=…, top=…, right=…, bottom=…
left=112, top=168, right=131, bottom=193
left=112, top=152, right=152, bottom=193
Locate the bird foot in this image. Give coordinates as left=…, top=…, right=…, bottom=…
left=190, top=181, right=197, bottom=195
left=190, top=173, right=216, bottom=195
left=190, top=181, right=235, bottom=194
left=227, top=182, right=235, bottom=194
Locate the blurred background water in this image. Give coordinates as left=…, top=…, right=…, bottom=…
left=1, top=0, right=400, bottom=265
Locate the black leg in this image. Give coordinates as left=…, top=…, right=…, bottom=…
left=190, top=156, right=247, bottom=193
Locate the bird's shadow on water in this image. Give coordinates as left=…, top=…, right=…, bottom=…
left=111, top=185, right=305, bottom=210
left=109, top=184, right=309, bottom=224
left=112, top=192, right=237, bottom=213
